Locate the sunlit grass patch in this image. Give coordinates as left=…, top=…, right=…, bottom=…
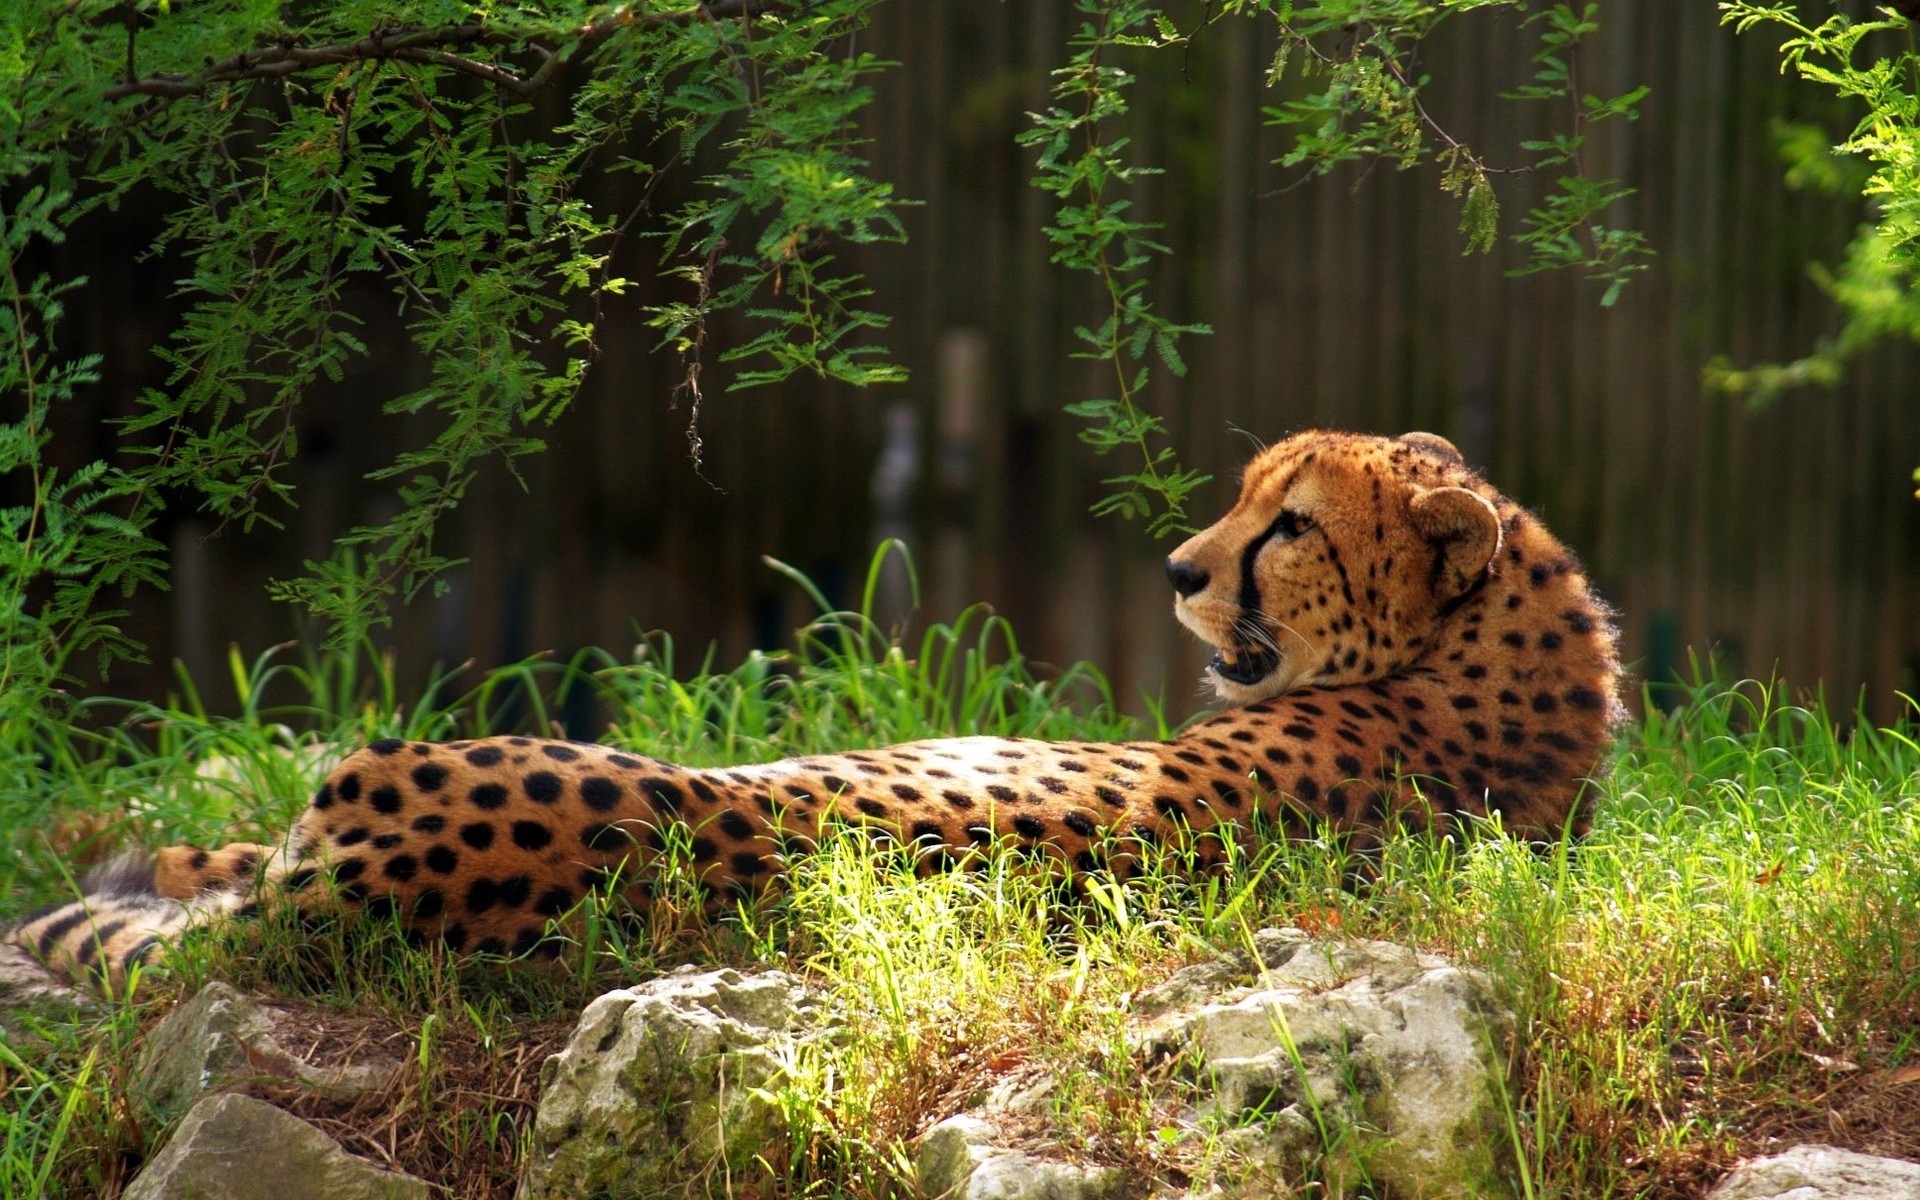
left=2, top=562, right=1917, bottom=1200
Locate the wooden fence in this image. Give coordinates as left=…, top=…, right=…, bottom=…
left=39, top=0, right=1920, bottom=727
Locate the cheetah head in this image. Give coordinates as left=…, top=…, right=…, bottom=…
left=1165, top=430, right=1504, bottom=704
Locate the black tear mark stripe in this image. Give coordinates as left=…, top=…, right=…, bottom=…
left=1225, top=464, right=1306, bottom=618
left=1237, top=509, right=1300, bottom=618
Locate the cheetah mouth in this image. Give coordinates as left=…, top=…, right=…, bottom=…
left=1208, top=644, right=1280, bottom=686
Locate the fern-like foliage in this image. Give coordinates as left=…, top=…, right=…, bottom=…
left=1710, top=4, right=1920, bottom=495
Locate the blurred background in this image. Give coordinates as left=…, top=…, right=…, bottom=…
left=40, top=1, right=1920, bottom=725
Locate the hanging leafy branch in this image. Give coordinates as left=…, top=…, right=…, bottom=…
left=0, top=0, right=898, bottom=753
left=1018, top=0, right=1651, bottom=538
left=1709, top=3, right=1920, bottom=495
left=1244, top=0, right=1652, bottom=304
left=1021, top=0, right=1214, bottom=538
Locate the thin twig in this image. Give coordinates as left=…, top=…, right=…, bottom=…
left=105, top=2, right=790, bottom=104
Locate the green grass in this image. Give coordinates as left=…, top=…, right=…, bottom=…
left=3, top=563, right=1917, bottom=1199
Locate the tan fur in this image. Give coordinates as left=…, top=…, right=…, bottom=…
left=10, top=430, right=1622, bottom=990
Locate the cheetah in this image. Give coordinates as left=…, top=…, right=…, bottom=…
left=12, top=430, right=1621, bottom=988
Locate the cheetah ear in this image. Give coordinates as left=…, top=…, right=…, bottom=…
left=1397, top=431, right=1465, bottom=465
left=1409, top=485, right=1501, bottom=601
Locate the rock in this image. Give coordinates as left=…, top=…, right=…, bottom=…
left=918, top=1114, right=1128, bottom=1200
left=136, top=982, right=403, bottom=1119
left=1136, top=929, right=1516, bottom=1200
left=1706, top=1143, right=1920, bottom=1199
left=122, top=1092, right=429, bottom=1200
left=519, top=966, right=827, bottom=1200
left=1132, top=928, right=1316, bottom=1014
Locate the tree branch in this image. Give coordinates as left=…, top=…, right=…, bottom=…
left=105, top=0, right=787, bottom=102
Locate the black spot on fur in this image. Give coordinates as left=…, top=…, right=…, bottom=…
left=460, top=822, right=496, bottom=850
left=470, top=783, right=509, bottom=810
left=411, top=814, right=447, bottom=834
left=371, top=786, right=404, bottom=815
left=465, top=746, right=505, bottom=768
left=383, top=855, right=419, bottom=882
left=580, top=822, right=628, bottom=852
left=411, top=763, right=449, bottom=792
left=367, top=740, right=404, bottom=757
left=512, top=821, right=554, bottom=851
left=425, top=845, right=459, bottom=874
left=642, top=779, right=685, bottom=812
left=1013, top=814, right=1047, bottom=839
left=542, top=744, right=582, bottom=763
left=579, top=777, right=622, bottom=812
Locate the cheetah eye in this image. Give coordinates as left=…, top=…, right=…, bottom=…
left=1276, top=510, right=1314, bottom=541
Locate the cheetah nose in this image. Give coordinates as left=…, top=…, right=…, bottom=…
left=1165, top=558, right=1210, bottom=598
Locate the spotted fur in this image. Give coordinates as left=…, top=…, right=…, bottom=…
left=10, top=430, right=1622, bottom=989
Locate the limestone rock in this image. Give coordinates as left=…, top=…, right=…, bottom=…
left=136, top=982, right=403, bottom=1119
left=1137, top=929, right=1516, bottom=1200
left=519, top=966, right=827, bottom=1200
left=1132, top=927, right=1316, bottom=1014
left=1706, top=1144, right=1920, bottom=1200
left=123, top=1092, right=429, bottom=1200
left=918, top=1114, right=1128, bottom=1200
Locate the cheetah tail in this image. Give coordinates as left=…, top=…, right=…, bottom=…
left=6, top=841, right=279, bottom=995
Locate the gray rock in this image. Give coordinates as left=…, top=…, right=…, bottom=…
left=1137, top=929, right=1516, bottom=1200
left=1706, top=1144, right=1920, bottom=1199
left=136, top=982, right=403, bottom=1119
left=918, top=1114, right=1127, bottom=1200
left=519, top=966, right=827, bottom=1200
left=1132, top=928, right=1316, bottom=1015
left=122, top=1092, right=429, bottom=1200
